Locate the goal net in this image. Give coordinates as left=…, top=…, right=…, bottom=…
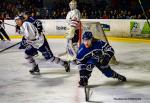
left=79, top=21, right=118, bottom=64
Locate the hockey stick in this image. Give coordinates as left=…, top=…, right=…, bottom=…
left=84, top=85, right=93, bottom=101
left=58, top=51, right=67, bottom=57
left=138, top=0, right=150, bottom=28
left=0, top=42, right=20, bottom=53
left=4, top=22, right=16, bottom=27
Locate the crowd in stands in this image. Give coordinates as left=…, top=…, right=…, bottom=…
left=0, top=0, right=150, bottom=20
left=0, top=0, right=42, bottom=19
left=49, top=9, right=150, bottom=19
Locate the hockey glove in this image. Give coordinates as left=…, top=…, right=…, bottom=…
left=92, top=50, right=104, bottom=63
left=101, top=54, right=111, bottom=66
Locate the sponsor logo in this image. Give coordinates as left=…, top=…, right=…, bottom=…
left=56, top=26, right=66, bottom=30
left=101, top=24, right=110, bottom=31
left=130, top=21, right=150, bottom=37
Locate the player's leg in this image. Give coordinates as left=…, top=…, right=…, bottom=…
left=0, top=32, right=5, bottom=41
left=78, top=63, right=95, bottom=87
left=66, top=30, right=79, bottom=64
left=38, top=38, right=70, bottom=72
left=43, top=35, right=51, bottom=51
left=72, top=29, right=79, bottom=58
left=25, top=45, right=40, bottom=75
left=66, top=39, right=77, bottom=61
left=0, top=28, right=10, bottom=41
left=95, top=52, right=126, bottom=81
left=72, top=29, right=79, bottom=49
left=96, top=64, right=126, bottom=81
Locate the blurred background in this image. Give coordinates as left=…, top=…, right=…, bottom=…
left=0, top=0, right=150, bottom=19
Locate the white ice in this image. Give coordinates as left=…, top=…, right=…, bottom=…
left=0, top=39, right=150, bottom=103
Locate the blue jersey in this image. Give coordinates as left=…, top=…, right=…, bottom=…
left=77, top=40, right=114, bottom=64
left=26, top=17, right=43, bottom=34
left=26, top=16, right=35, bottom=23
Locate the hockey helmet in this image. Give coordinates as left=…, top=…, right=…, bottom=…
left=82, top=31, right=93, bottom=40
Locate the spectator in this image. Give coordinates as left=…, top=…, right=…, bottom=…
left=137, top=14, right=142, bottom=19
left=102, top=11, right=109, bottom=19
left=0, top=0, right=149, bottom=19
left=5, top=14, right=11, bottom=20
left=126, top=11, right=132, bottom=19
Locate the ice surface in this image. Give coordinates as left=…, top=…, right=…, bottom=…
left=0, top=39, right=150, bottom=103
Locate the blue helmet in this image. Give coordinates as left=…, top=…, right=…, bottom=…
left=82, top=31, right=93, bottom=40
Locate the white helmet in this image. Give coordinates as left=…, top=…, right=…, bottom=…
left=69, top=0, right=77, bottom=10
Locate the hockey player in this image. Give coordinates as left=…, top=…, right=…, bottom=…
left=18, top=11, right=43, bottom=49
left=65, top=0, right=81, bottom=63
left=22, top=11, right=53, bottom=59
left=15, top=16, right=70, bottom=75
left=77, top=31, right=126, bottom=87
left=23, top=11, right=43, bottom=34
left=0, top=15, right=11, bottom=41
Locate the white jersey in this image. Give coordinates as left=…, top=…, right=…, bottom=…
left=20, top=21, right=44, bottom=48
left=66, top=9, right=81, bottom=29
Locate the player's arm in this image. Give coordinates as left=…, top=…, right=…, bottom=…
left=73, top=10, right=81, bottom=21
left=16, top=25, right=21, bottom=33
left=77, top=44, right=91, bottom=64
left=100, top=40, right=115, bottom=65
left=65, top=10, right=81, bottom=39
left=23, top=22, right=31, bottom=39
left=0, top=18, right=5, bottom=29
left=22, top=23, right=37, bottom=48
left=23, top=22, right=37, bottom=41
left=2, top=19, right=5, bottom=29
left=101, top=40, right=114, bottom=58
left=33, top=20, right=43, bottom=34
left=23, top=22, right=44, bottom=48
left=77, top=44, right=85, bottom=63
left=70, top=10, right=81, bottom=28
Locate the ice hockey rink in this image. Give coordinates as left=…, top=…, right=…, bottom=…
left=0, top=38, right=150, bottom=103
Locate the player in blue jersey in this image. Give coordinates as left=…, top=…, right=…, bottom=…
left=77, top=31, right=126, bottom=87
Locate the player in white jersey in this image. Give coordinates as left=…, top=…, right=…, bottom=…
left=15, top=16, right=70, bottom=75
left=65, top=0, right=81, bottom=63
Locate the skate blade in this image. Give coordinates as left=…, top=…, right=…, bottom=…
left=78, top=85, right=85, bottom=88
left=66, top=68, right=70, bottom=72
left=30, top=72, right=40, bottom=75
